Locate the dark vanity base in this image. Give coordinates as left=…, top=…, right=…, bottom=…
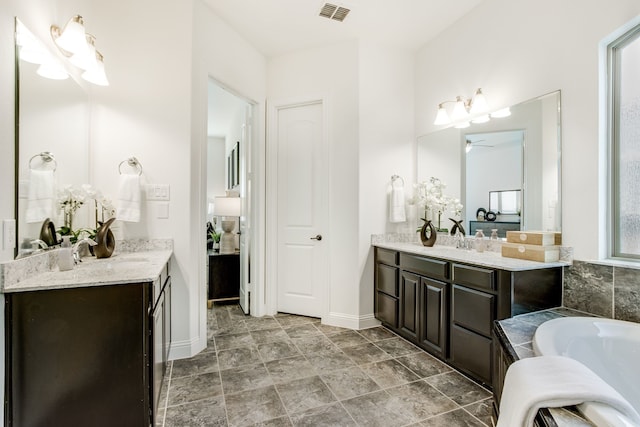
left=374, top=246, right=563, bottom=389
left=5, top=283, right=160, bottom=427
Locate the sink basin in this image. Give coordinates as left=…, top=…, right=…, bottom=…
left=533, top=317, right=640, bottom=426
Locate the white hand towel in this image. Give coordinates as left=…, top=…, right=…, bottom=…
left=497, top=356, right=640, bottom=427
left=26, top=169, right=55, bottom=223
left=116, top=174, right=141, bottom=222
left=389, top=180, right=406, bottom=223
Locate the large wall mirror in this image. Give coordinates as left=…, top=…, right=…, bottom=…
left=417, top=91, right=561, bottom=236
left=15, top=18, right=91, bottom=255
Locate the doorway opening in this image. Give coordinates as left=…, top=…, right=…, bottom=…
left=206, top=79, right=254, bottom=315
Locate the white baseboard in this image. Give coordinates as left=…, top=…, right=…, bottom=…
left=168, top=336, right=206, bottom=361
left=323, top=312, right=381, bottom=330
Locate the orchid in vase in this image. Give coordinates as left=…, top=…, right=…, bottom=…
left=413, top=177, right=463, bottom=232
left=57, top=184, right=116, bottom=244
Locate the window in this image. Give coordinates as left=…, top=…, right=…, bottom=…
left=609, top=24, right=640, bottom=259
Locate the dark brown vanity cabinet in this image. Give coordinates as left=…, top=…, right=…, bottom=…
left=5, top=265, right=172, bottom=427
left=450, top=263, right=496, bottom=384
left=374, top=247, right=562, bottom=387
left=374, top=248, right=399, bottom=328
left=399, top=253, right=449, bottom=360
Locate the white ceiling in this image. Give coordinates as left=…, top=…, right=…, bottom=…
left=203, top=0, right=484, bottom=57
left=206, top=0, right=485, bottom=136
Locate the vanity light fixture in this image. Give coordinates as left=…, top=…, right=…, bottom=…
left=50, top=15, right=109, bottom=86
left=81, top=51, right=109, bottom=86
left=51, top=15, right=89, bottom=56
left=491, top=107, right=511, bottom=118
left=36, top=57, right=69, bottom=80
left=433, top=88, right=492, bottom=126
left=16, top=20, right=69, bottom=80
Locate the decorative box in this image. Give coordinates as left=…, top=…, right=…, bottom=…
left=501, top=242, right=560, bottom=263
left=506, top=231, right=561, bottom=246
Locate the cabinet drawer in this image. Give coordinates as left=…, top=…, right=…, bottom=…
left=452, top=263, right=494, bottom=291
left=400, top=254, right=448, bottom=280
left=376, top=248, right=398, bottom=266
left=376, top=292, right=398, bottom=328
left=450, top=324, right=492, bottom=385
left=452, top=285, right=495, bottom=337
left=376, top=263, right=398, bottom=296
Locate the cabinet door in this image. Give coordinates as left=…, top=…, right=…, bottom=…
left=399, top=271, right=419, bottom=340
left=376, top=263, right=398, bottom=296
left=376, top=291, right=398, bottom=328
left=152, top=290, right=165, bottom=416
left=164, top=277, right=172, bottom=360
left=452, top=285, right=495, bottom=337
left=418, top=277, right=448, bottom=358
left=450, top=324, right=492, bottom=385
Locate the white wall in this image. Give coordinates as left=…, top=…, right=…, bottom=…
left=1, top=0, right=267, bottom=367
left=266, top=41, right=414, bottom=326
left=415, top=0, right=640, bottom=260
left=358, top=42, right=415, bottom=319
left=267, top=40, right=361, bottom=325
left=192, top=0, right=267, bottom=322
left=207, top=136, right=225, bottom=205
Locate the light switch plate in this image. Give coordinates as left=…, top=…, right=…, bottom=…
left=146, top=184, right=170, bottom=201
left=3, top=219, right=16, bottom=250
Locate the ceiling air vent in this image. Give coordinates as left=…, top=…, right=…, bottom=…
left=319, top=3, right=351, bottom=22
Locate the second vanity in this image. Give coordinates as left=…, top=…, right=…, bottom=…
left=1, top=244, right=172, bottom=427
left=373, top=240, right=566, bottom=388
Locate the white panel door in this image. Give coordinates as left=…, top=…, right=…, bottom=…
left=276, top=101, right=328, bottom=317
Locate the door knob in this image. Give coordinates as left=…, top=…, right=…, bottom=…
left=310, top=235, right=322, bottom=241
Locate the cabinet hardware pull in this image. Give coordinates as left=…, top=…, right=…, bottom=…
left=310, top=235, right=322, bottom=241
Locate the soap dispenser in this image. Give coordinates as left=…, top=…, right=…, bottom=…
left=474, top=229, right=486, bottom=253
left=58, top=236, right=74, bottom=271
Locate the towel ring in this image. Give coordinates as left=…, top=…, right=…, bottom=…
left=29, top=152, right=57, bottom=172
left=118, top=157, right=143, bottom=176
left=391, top=174, right=404, bottom=186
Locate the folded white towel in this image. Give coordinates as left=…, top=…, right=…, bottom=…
left=389, top=180, right=406, bottom=223
left=116, top=174, right=141, bottom=222
left=25, top=169, right=55, bottom=223
left=497, top=356, right=640, bottom=427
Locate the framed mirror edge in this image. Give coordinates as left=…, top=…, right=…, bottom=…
left=416, top=89, right=562, bottom=236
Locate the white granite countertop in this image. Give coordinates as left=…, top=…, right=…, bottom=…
left=373, top=241, right=569, bottom=271
left=2, top=250, right=172, bottom=293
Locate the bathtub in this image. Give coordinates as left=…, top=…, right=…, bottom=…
left=533, top=317, right=640, bottom=427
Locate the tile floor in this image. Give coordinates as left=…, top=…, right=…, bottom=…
left=156, top=304, right=493, bottom=427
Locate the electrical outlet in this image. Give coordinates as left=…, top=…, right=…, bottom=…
left=3, top=219, right=16, bottom=250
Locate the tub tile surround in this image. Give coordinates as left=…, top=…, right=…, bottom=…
left=564, top=260, right=640, bottom=323
left=0, top=238, right=173, bottom=291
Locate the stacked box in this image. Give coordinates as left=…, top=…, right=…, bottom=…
left=502, top=231, right=561, bottom=262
